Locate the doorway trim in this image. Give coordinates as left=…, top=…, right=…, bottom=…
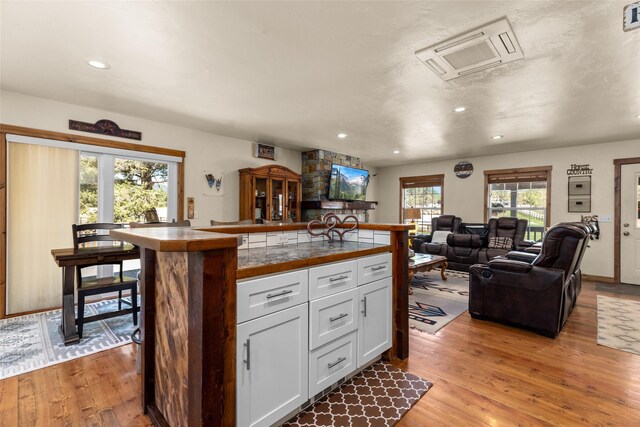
left=613, top=157, right=640, bottom=284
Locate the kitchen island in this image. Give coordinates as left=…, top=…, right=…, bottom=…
left=112, top=223, right=411, bottom=427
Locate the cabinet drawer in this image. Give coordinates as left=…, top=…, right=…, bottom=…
left=309, top=331, right=357, bottom=397
left=357, top=253, right=392, bottom=286
left=237, top=270, right=308, bottom=324
left=309, top=288, right=358, bottom=350
left=309, top=260, right=357, bottom=299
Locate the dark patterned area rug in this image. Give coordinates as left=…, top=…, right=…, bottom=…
left=0, top=298, right=135, bottom=380
left=409, top=270, right=469, bottom=334
left=283, top=362, right=432, bottom=427
left=597, top=295, right=640, bottom=355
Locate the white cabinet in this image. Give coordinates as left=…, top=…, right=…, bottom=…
left=309, top=288, right=359, bottom=349
left=358, top=277, right=392, bottom=368
left=308, top=260, right=357, bottom=300
left=237, top=304, right=309, bottom=427
left=237, top=270, right=308, bottom=324
left=309, top=331, right=358, bottom=396
left=357, top=253, right=392, bottom=286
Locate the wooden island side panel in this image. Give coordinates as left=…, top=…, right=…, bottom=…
left=154, top=251, right=190, bottom=426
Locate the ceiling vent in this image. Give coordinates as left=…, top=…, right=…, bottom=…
left=415, top=18, right=524, bottom=81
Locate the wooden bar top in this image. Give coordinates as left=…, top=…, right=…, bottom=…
left=111, top=227, right=242, bottom=252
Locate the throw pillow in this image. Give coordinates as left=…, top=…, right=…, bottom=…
left=431, top=230, right=450, bottom=244
left=488, top=236, right=514, bottom=250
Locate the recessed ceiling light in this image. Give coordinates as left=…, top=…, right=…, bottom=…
left=393, top=150, right=400, bottom=154
left=636, top=114, right=640, bottom=119
left=453, top=106, right=466, bottom=113
left=337, top=133, right=348, bottom=139
left=491, top=135, right=504, bottom=140
left=88, top=60, right=110, bottom=70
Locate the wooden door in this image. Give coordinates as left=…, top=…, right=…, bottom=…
left=236, top=304, right=309, bottom=427
left=621, top=164, right=640, bottom=285
left=357, top=277, right=392, bottom=367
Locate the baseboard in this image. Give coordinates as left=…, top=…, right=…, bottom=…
left=582, top=274, right=616, bottom=284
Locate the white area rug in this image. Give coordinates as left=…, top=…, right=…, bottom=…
left=0, top=299, right=135, bottom=380
left=597, top=295, right=640, bottom=356
left=409, top=270, right=469, bottom=334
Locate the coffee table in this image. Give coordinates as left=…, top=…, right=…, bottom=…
left=408, top=253, right=448, bottom=294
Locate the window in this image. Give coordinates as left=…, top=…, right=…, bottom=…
left=400, top=174, right=444, bottom=234
left=78, top=152, right=178, bottom=279
left=80, top=154, right=173, bottom=224
left=485, top=166, right=552, bottom=241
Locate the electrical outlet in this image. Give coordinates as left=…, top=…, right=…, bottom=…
left=278, top=234, right=288, bottom=243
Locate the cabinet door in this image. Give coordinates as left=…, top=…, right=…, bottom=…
left=357, top=277, right=392, bottom=367
left=286, top=179, right=300, bottom=222
left=269, top=178, right=285, bottom=221
left=237, top=304, right=309, bottom=427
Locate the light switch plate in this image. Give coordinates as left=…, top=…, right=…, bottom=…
left=599, top=215, right=611, bottom=223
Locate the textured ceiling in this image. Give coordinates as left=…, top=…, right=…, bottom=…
left=1, top=1, right=639, bottom=166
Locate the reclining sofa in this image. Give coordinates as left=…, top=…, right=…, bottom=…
left=415, top=216, right=530, bottom=272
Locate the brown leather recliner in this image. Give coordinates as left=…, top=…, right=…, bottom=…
left=417, top=215, right=462, bottom=256
left=468, top=223, right=589, bottom=338
left=477, top=217, right=528, bottom=264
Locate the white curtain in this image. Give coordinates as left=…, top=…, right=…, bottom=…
left=7, top=142, right=78, bottom=314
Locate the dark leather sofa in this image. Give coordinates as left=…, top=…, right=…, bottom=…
left=468, top=222, right=589, bottom=337
left=416, top=217, right=529, bottom=272
left=412, top=215, right=462, bottom=255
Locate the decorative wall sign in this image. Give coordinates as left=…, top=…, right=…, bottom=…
left=254, top=143, right=276, bottom=160
left=69, top=119, right=142, bottom=140
left=453, top=161, right=473, bottom=178
left=203, top=170, right=224, bottom=196
left=566, top=164, right=593, bottom=175
left=624, top=2, right=640, bottom=32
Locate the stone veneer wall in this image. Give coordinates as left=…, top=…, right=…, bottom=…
left=301, top=149, right=362, bottom=200
left=301, top=149, right=370, bottom=222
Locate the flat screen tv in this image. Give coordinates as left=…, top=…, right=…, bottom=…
left=328, top=164, right=369, bottom=201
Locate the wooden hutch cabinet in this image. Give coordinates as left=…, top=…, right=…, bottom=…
left=239, top=165, right=302, bottom=223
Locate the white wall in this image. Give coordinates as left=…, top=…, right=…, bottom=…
left=0, top=90, right=302, bottom=226
left=375, top=138, right=640, bottom=278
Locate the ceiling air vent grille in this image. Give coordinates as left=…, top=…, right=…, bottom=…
left=416, top=18, right=524, bottom=81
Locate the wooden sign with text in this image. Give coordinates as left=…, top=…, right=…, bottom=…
left=69, top=119, right=142, bottom=140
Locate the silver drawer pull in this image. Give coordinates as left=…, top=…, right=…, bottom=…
left=361, top=297, right=367, bottom=317
left=244, top=339, right=251, bottom=370
left=329, top=275, right=349, bottom=282
left=266, top=289, right=293, bottom=299
left=328, top=357, right=347, bottom=369
left=329, top=313, right=349, bottom=323
left=371, top=265, right=386, bottom=271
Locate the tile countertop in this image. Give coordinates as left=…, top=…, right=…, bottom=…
left=236, top=241, right=392, bottom=279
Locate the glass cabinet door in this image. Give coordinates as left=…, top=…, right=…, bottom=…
left=254, top=177, right=268, bottom=222
left=287, top=180, right=299, bottom=222
left=270, top=179, right=284, bottom=221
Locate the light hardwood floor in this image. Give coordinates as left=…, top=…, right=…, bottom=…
left=1, top=281, right=639, bottom=426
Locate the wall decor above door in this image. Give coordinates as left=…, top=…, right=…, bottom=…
left=69, top=119, right=142, bottom=140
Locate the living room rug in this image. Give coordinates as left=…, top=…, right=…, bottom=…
left=409, top=270, right=469, bottom=334
left=597, top=295, right=640, bottom=356
left=283, top=361, right=432, bottom=427
left=0, top=298, right=135, bottom=380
